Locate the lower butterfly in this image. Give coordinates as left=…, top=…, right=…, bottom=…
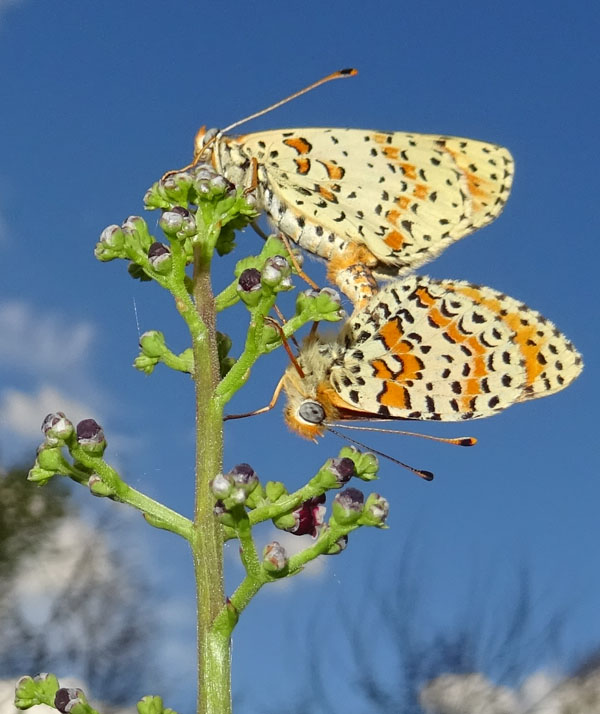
left=186, top=70, right=514, bottom=305
left=234, top=275, right=582, bottom=448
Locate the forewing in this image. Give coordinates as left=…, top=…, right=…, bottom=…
left=235, top=128, right=513, bottom=272
left=327, top=276, right=582, bottom=421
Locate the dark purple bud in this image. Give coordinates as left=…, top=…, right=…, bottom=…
left=229, top=463, right=258, bottom=492
left=54, top=688, right=85, bottom=713
left=76, top=419, right=106, bottom=455
left=148, top=242, right=170, bottom=259
left=170, top=206, right=191, bottom=218
left=238, top=268, right=262, bottom=295
left=332, top=487, right=364, bottom=525
left=77, top=419, right=104, bottom=442
left=148, top=242, right=172, bottom=272
left=329, top=457, right=356, bottom=484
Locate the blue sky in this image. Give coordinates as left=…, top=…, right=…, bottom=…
left=1, top=1, right=598, bottom=711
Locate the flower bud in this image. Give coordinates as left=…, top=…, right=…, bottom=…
left=262, top=541, right=289, bottom=575
left=237, top=268, right=263, bottom=306
left=319, top=287, right=342, bottom=305
left=54, top=687, right=86, bottom=714
left=342, top=448, right=380, bottom=481
left=148, top=242, right=172, bottom=273
left=261, top=255, right=292, bottom=288
left=192, top=164, right=232, bottom=197
left=325, top=534, right=348, bottom=555
left=122, top=215, right=152, bottom=247
left=95, top=224, right=125, bottom=261
left=36, top=444, right=67, bottom=473
left=210, top=472, right=234, bottom=499
left=139, top=330, right=167, bottom=358
left=88, top=474, right=115, bottom=498
left=294, top=289, right=316, bottom=315
left=265, top=480, right=287, bottom=502
left=238, top=268, right=261, bottom=292
left=314, top=456, right=356, bottom=488
left=14, top=673, right=60, bottom=710
left=228, top=463, right=258, bottom=495
left=331, top=487, right=364, bottom=525
left=41, top=412, right=74, bottom=443
left=159, top=208, right=186, bottom=235
left=360, top=493, right=390, bottom=527
left=213, top=500, right=236, bottom=528
left=27, top=464, right=55, bottom=485
left=76, top=419, right=106, bottom=456
left=155, top=171, right=195, bottom=205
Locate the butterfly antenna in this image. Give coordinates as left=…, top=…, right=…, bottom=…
left=263, top=317, right=305, bottom=378
left=327, top=427, right=434, bottom=481
left=329, top=423, right=477, bottom=447
left=222, top=68, right=358, bottom=134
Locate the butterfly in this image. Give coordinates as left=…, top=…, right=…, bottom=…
left=274, top=275, right=582, bottom=441
left=187, top=70, right=514, bottom=305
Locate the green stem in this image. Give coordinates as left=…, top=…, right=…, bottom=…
left=214, top=297, right=276, bottom=407
left=191, top=243, right=230, bottom=714
left=67, top=447, right=193, bottom=540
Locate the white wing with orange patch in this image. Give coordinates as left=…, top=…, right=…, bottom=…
left=282, top=276, right=582, bottom=438
left=212, top=128, right=513, bottom=290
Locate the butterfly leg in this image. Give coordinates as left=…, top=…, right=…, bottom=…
left=223, top=375, right=286, bottom=421
left=277, top=232, right=320, bottom=290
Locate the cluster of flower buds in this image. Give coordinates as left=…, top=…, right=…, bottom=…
left=28, top=414, right=109, bottom=488
left=211, top=463, right=260, bottom=520
left=95, top=215, right=155, bottom=264
left=143, top=163, right=235, bottom=210
left=236, top=255, right=294, bottom=307
left=294, top=286, right=345, bottom=323
left=14, top=673, right=60, bottom=711
left=158, top=206, right=197, bottom=242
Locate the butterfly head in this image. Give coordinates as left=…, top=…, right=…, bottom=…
left=193, top=127, right=221, bottom=161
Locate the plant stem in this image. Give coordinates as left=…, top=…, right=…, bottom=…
left=191, top=244, right=230, bottom=714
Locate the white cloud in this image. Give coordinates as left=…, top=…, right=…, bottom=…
left=11, top=518, right=115, bottom=626
left=0, top=384, right=99, bottom=439
left=0, top=301, right=94, bottom=375
left=420, top=669, right=600, bottom=714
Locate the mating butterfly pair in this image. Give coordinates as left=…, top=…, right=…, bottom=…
left=186, top=70, right=582, bottom=440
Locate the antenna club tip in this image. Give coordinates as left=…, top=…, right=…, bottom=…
left=339, top=68, right=358, bottom=76
left=420, top=470, right=434, bottom=482
left=459, top=437, right=477, bottom=447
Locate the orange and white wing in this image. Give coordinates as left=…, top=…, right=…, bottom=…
left=232, top=128, right=514, bottom=274
left=326, top=275, right=582, bottom=421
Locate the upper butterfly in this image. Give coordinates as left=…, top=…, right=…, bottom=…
left=187, top=69, right=514, bottom=305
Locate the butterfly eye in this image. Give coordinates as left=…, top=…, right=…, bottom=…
left=201, top=128, right=219, bottom=147
left=298, top=400, right=326, bottom=425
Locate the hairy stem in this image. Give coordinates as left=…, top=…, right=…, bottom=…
left=191, top=244, right=229, bottom=714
